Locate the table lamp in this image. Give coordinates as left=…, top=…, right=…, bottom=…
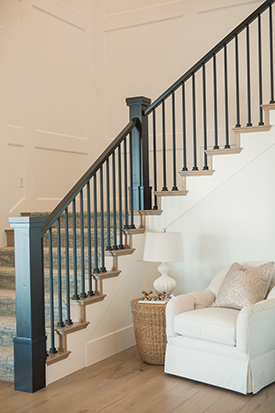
left=143, top=230, right=184, bottom=297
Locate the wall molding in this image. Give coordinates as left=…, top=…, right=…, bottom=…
left=85, top=325, right=135, bottom=367
left=35, top=129, right=88, bottom=155
left=104, top=0, right=183, bottom=32
left=32, top=0, right=86, bottom=30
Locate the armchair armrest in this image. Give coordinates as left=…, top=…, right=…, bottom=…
left=166, top=290, right=215, bottom=337
left=237, top=298, right=275, bottom=357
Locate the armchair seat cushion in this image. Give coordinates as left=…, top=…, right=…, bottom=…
left=174, top=307, right=239, bottom=346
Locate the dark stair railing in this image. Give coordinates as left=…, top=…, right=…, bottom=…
left=10, top=107, right=152, bottom=392
left=10, top=0, right=275, bottom=394
left=41, top=117, right=145, bottom=359
left=142, top=0, right=275, bottom=207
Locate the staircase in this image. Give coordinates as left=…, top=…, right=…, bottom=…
left=1, top=0, right=275, bottom=391
left=0, top=209, right=154, bottom=381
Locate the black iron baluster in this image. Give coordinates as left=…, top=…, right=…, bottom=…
left=246, top=24, right=252, bottom=126
left=48, top=227, right=57, bottom=354
left=258, top=14, right=264, bottom=125
left=213, top=54, right=219, bottom=149
left=100, top=166, right=106, bottom=272
left=112, top=151, right=118, bottom=249
left=152, top=109, right=158, bottom=209
left=162, top=100, right=168, bottom=190
left=80, top=189, right=87, bottom=298
left=202, top=64, right=209, bottom=170
left=123, top=139, right=130, bottom=228
left=118, top=144, right=124, bottom=248
left=172, top=91, right=178, bottom=189
left=235, top=34, right=241, bottom=127
left=56, top=217, right=64, bottom=328
left=270, top=4, right=275, bottom=103
left=86, top=181, right=94, bottom=295
left=106, top=158, right=112, bottom=250
left=192, top=73, right=199, bottom=170
left=224, top=44, right=230, bottom=148
left=93, top=174, right=99, bottom=273
left=72, top=198, right=79, bottom=300
left=182, top=82, right=188, bottom=171
left=129, top=131, right=135, bottom=229
left=139, top=128, right=143, bottom=211
left=65, top=208, right=72, bottom=325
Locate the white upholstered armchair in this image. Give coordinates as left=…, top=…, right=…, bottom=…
left=165, top=262, right=275, bottom=394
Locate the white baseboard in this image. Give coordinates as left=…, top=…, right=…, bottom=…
left=85, top=325, right=136, bottom=366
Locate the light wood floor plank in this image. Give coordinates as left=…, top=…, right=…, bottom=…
left=205, top=389, right=253, bottom=413
left=172, top=383, right=227, bottom=413
left=238, top=383, right=275, bottom=413
left=1, top=346, right=275, bottom=413
left=51, top=363, right=164, bottom=413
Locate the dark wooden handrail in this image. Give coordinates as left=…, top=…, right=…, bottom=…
left=144, top=0, right=275, bottom=116
left=42, top=118, right=140, bottom=235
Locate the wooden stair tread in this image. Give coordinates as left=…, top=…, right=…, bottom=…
left=75, top=292, right=106, bottom=306
left=179, top=169, right=214, bottom=177
left=123, top=228, right=145, bottom=235
left=56, top=321, right=90, bottom=335
left=232, top=125, right=271, bottom=133
left=0, top=267, right=15, bottom=275
left=93, top=270, right=121, bottom=280
left=105, top=247, right=135, bottom=257
left=45, top=321, right=90, bottom=335
left=205, top=147, right=242, bottom=156
left=133, top=210, right=162, bottom=215
left=46, top=350, right=71, bottom=365
left=261, top=103, right=275, bottom=111
left=154, top=190, right=188, bottom=197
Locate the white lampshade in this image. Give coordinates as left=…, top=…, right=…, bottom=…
left=143, top=231, right=184, bottom=263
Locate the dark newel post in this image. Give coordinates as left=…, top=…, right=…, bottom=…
left=126, top=96, right=152, bottom=210
left=9, top=216, right=47, bottom=393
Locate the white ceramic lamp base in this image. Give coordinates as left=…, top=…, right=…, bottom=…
left=153, top=262, right=177, bottom=295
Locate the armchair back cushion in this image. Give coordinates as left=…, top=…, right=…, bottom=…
left=211, top=262, right=274, bottom=310
left=207, top=262, right=275, bottom=300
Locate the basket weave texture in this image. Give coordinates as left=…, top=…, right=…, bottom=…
left=131, top=298, right=167, bottom=365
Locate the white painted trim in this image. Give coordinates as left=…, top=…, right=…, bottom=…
left=85, top=325, right=135, bottom=366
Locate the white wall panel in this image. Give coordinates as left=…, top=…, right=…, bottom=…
left=35, top=147, right=87, bottom=200
left=197, top=1, right=262, bottom=59
left=104, top=16, right=184, bottom=138
left=32, top=6, right=87, bottom=139
left=1, top=0, right=24, bottom=129
left=7, top=144, right=25, bottom=214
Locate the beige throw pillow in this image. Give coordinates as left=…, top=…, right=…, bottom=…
left=211, top=262, right=274, bottom=310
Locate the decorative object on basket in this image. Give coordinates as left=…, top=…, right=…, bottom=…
left=139, top=290, right=167, bottom=303
left=143, top=230, right=184, bottom=297
left=154, top=291, right=166, bottom=300
left=140, top=290, right=153, bottom=301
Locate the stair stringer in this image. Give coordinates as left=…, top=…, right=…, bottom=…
left=46, top=229, right=151, bottom=385
left=145, top=110, right=275, bottom=295
left=149, top=126, right=275, bottom=232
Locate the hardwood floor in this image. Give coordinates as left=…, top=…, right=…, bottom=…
left=1, top=346, right=275, bottom=413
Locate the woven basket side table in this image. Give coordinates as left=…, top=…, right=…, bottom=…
left=131, top=298, right=167, bottom=365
